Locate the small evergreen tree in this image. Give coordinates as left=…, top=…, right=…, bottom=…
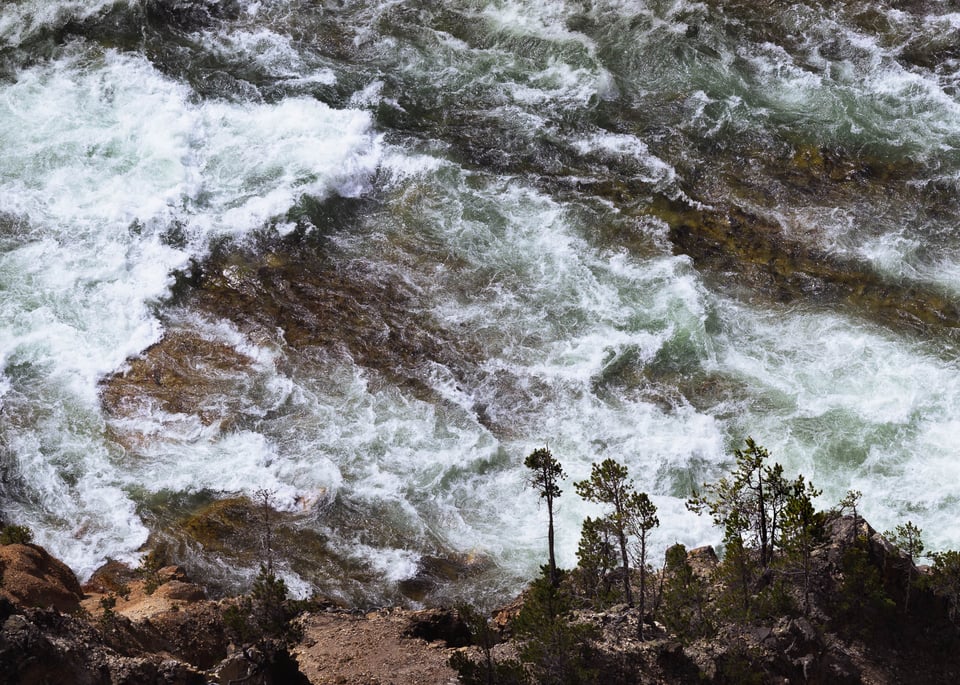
left=525, top=447, right=566, bottom=587
left=224, top=490, right=302, bottom=648
left=734, top=439, right=792, bottom=566
left=779, top=475, right=825, bottom=616
left=255, top=488, right=277, bottom=573
left=765, top=462, right=793, bottom=554
left=689, top=438, right=792, bottom=568
left=834, top=536, right=895, bottom=636
left=136, top=548, right=169, bottom=595
left=688, top=439, right=817, bottom=621
left=689, top=466, right=756, bottom=620
left=514, top=568, right=598, bottom=685
left=929, top=550, right=960, bottom=626
left=714, top=529, right=755, bottom=622
left=884, top=521, right=923, bottom=614
left=660, top=543, right=712, bottom=641
left=0, top=524, right=33, bottom=545
left=838, top=490, right=863, bottom=545
left=628, top=492, right=658, bottom=640
left=574, top=459, right=638, bottom=606
left=573, top=516, right=621, bottom=608
left=223, top=565, right=302, bottom=647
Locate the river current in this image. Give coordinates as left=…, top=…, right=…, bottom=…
left=2, top=0, right=960, bottom=606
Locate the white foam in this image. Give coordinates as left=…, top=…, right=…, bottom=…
left=347, top=543, right=422, bottom=584
left=477, top=0, right=598, bottom=51
left=0, top=0, right=128, bottom=46
left=6, top=0, right=960, bottom=600
left=570, top=131, right=679, bottom=187
left=710, top=297, right=960, bottom=541
left=198, top=27, right=338, bottom=86
left=0, top=42, right=379, bottom=576
left=507, top=58, right=613, bottom=107
left=338, top=165, right=727, bottom=574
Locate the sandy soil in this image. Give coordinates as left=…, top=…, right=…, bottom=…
left=292, top=609, right=462, bottom=685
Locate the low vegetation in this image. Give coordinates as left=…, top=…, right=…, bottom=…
left=0, top=524, right=33, bottom=546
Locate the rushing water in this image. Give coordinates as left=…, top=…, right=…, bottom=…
left=3, top=0, right=960, bottom=605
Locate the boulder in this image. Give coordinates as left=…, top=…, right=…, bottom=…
left=687, top=545, right=719, bottom=579
left=403, top=608, right=471, bottom=647
left=83, top=558, right=140, bottom=595
left=149, top=602, right=228, bottom=669
left=155, top=580, right=206, bottom=602
left=0, top=543, right=83, bottom=612
left=0, top=606, right=207, bottom=685
left=211, top=642, right=310, bottom=685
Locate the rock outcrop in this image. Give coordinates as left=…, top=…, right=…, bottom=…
left=0, top=543, right=84, bottom=612
left=0, top=547, right=315, bottom=685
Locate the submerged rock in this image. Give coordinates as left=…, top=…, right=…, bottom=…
left=397, top=553, right=493, bottom=603
left=144, top=0, right=241, bottom=32
left=100, top=231, right=477, bottom=435
left=101, top=330, right=255, bottom=429
left=650, top=195, right=960, bottom=335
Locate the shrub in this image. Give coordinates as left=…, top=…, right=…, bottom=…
left=660, top=544, right=713, bottom=641
left=223, top=565, right=303, bottom=647
left=98, top=584, right=130, bottom=628
left=928, top=550, right=960, bottom=626
left=573, top=516, right=622, bottom=609
left=0, top=524, right=33, bottom=545
left=135, top=548, right=169, bottom=595
left=514, top=568, right=599, bottom=685
left=448, top=604, right=525, bottom=685
left=833, top=537, right=895, bottom=637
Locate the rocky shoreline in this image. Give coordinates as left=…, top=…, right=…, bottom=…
left=3, top=512, right=960, bottom=684
left=0, top=540, right=462, bottom=685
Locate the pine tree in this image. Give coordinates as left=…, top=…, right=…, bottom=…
left=884, top=521, right=923, bottom=614
left=688, top=466, right=755, bottom=618
left=525, top=447, right=567, bottom=587
left=628, top=492, right=659, bottom=640
left=575, top=459, right=637, bottom=606
left=574, top=516, right=620, bottom=607
left=514, top=568, right=598, bottom=685
left=929, top=550, right=960, bottom=626
left=780, top=475, right=825, bottom=616
left=660, top=544, right=712, bottom=641
left=838, top=489, right=863, bottom=545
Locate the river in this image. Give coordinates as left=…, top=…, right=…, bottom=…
left=2, top=0, right=960, bottom=606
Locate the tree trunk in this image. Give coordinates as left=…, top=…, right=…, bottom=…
left=547, top=493, right=557, bottom=587
left=618, top=530, right=633, bottom=606
left=638, top=537, right=647, bottom=640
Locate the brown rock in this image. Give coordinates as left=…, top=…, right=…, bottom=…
left=293, top=609, right=459, bottom=685
left=83, top=558, right=139, bottom=595
left=491, top=592, right=525, bottom=636
left=403, top=608, right=471, bottom=647
left=686, top=545, right=719, bottom=580
left=149, top=602, right=228, bottom=669
left=0, top=543, right=83, bottom=612
left=158, top=565, right=190, bottom=583
left=155, top=580, right=206, bottom=602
